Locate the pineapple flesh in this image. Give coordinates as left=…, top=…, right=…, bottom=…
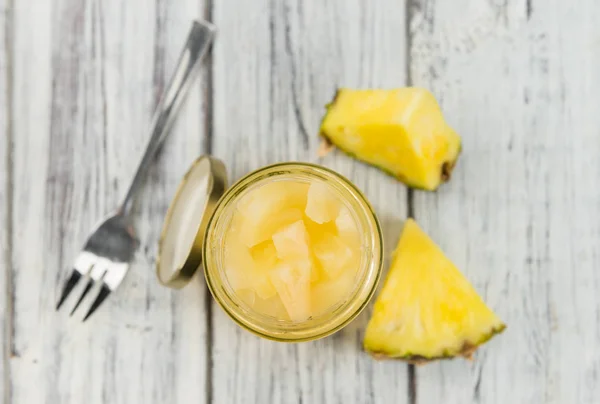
left=320, top=88, right=462, bottom=191
left=224, top=179, right=362, bottom=322
left=236, top=181, right=308, bottom=247
left=363, top=219, right=505, bottom=362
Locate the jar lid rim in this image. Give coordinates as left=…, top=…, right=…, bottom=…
left=156, top=155, right=227, bottom=288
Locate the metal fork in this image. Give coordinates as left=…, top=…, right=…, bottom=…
left=56, top=20, right=216, bottom=321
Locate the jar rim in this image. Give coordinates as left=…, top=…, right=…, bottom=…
left=203, top=162, right=383, bottom=342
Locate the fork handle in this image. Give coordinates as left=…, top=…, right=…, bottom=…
left=119, top=20, right=216, bottom=217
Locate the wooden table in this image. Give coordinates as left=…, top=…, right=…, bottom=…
left=1, top=0, right=598, bottom=403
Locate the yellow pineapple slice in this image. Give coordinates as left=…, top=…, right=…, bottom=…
left=320, top=88, right=461, bottom=191
left=364, top=219, right=505, bottom=362
left=269, top=261, right=311, bottom=321
left=305, top=181, right=341, bottom=224
left=236, top=181, right=309, bottom=247
left=224, top=236, right=276, bottom=300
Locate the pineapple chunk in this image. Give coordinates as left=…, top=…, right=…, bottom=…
left=312, top=232, right=354, bottom=279
left=304, top=215, right=338, bottom=238
left=269, top=261, right=311, bottom=321
left=224, top=236, right=276, bottom=300
left=303, top=216, right=338, bottom=282
left=320, top=88, right=461, bottom=191
left=236, top=289, right=257, bottom=306
left=272, top=220, right=311, bottom=260
left=335, top=206, right=360, bottom=247
left=272, top=220, right=320, bottom=282
left=311, top=268, right=357, bottom=313
left=236, top=181, right=309, bottom=247
left=237, top=290, right=290, bottom=320
left=252, top=295, right=289, bottom=320
left=364, top=219, right=505, bottom=362
left=305, top=182, right=341, bottom=224
left=250, top=240, right=279, bottom=269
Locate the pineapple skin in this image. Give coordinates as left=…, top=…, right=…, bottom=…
left=363, top=219, right=506, bottom=363
left=368, top=324, right=507, bottom=364
left=319, top=88, right=462, bottom=191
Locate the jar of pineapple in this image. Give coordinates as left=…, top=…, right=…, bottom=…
left=157, top=156, right=383, bottom=342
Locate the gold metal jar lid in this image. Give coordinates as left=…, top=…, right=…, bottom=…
left=156, top=155, right=227, bottom=288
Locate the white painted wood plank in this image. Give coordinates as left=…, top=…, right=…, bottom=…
left=212, top=1, right=410, bottom=403
left=411, top=0, right=600, bottom=403
left=10, top=1, right=209, bottom=403
left=1, top=0, right=11, bottom=401
left=9, top=1, right=53, bottom=401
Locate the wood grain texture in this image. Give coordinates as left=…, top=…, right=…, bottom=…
left=211, top=1, right=410, bottom=403
left=1, top=0, right=11, bottom=402
left=410, top=0, right=600, bottom=403
left=6, top=0, right=600, bottom=403
left=9, top=1, right=209, bottom=403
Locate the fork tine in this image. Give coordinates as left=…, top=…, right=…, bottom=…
left=82, top=283, right=111, bottom=322
left=56, top=271, right=82, bottom=310
left=70, top=278, right=94, bottom=316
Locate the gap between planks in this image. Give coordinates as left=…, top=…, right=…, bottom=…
left=3, top=0, right=15, bottom=403
left=405, top=0, right=416, bottom=403
left=202, top=1, right=215, bottom=404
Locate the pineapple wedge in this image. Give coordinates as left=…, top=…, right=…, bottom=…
left=364, top=219, right=505, bottom=363
left=320, top=88, right=461, bottom=191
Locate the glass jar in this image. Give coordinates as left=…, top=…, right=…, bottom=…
left=157, top=158, right=383, bottom=342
